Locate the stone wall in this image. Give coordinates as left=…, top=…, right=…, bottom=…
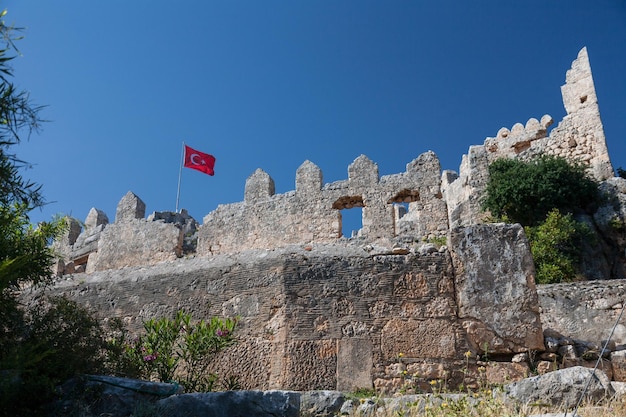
left=54, top=191, right=198, bottom=274
left=41, top=48, right=626, bottom=393
left=198, top=152, right=448, bottom=256
left=538, top=280, right=626, bottom=346
left=42, top=223, right=544, bottom=392
left=52, top=48, right=619, bottom=273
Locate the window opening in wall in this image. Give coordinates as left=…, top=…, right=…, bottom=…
left=392, top=202, right=409, bottom=220
left=333, top=195, right=364, bottom=238
left=388, top=190, right=419, bottom=237
left=340, top=207, right=363, bottom=238
left=388, top=189, right=420, bottom=205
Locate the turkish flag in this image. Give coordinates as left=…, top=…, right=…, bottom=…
left=184, top=145, right=215, bottom=176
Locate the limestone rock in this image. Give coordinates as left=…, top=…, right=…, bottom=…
left=299, top=391, right=345, bottom=417
left=503, top=366, right=614, bottom=408
left=52, top=375, right=182, bottom=417
left=157, top=390, right=300, bottom=417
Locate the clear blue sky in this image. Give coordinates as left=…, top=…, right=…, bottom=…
left=6, top=1, right=626, bottom=235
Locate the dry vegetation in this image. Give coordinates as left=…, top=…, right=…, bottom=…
left=341, top=387, right=626, bottom=417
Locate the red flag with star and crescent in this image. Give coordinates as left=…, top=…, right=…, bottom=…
left=183, top=145, right=215, bottom=176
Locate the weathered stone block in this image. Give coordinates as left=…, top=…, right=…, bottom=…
left=85, top=207, right=109, bottom=229
left=91, top=220, right=182, bottom=271
left=504, top=366, right=614, bottom=408
left=284, top=340, right=337, bottom=391
left=536, top=360, right=558, bottom=375
left=296, top=160, right=322, bottom=195
left=484, top=362, right=529, bottom=385
left=245, top=168, right=275, bottom=202
left=450, top=223, right=544, bottom=354
left=381, top=318, right=457, bottom=360
left=337, top=338, right=373, bottom=392
left=348, top=155, right=378, bottom=189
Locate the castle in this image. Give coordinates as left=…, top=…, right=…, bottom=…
left=53, top=47, right=615, bottom=276
left=47, top=48, right=626, bottom=392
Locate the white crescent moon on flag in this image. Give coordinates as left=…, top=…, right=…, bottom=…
left=190, top=153, right=204, bottom=165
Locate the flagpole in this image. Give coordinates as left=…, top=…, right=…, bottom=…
left=175, top=141, right=185, bottom=212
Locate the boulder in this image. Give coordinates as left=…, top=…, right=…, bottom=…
left=52, top=375, right=182, bottom=417
left=299, top=391, right=345, bottom=416
left=503, top=366, right=614, bottom=408
left=156, top=390, right=300, bottom=417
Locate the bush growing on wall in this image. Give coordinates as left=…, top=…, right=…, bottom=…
left=524, top=209, right=592, bottom=284
left=483, top=155, right=599, bottom=227
left=483, top=156, right=600, bottom=283
left=107, top=310, right=238, bottom=392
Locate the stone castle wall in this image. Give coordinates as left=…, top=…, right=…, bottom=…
left=45, top=223, right=543, bottom=392
left=41, top=48, right=626, bottom=392
left=53, top=48, right=617, bottom=274
left=198, top=151, right=447, bottom=256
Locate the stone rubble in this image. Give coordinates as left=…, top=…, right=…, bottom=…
left=50, top=368, right=619, bottom=417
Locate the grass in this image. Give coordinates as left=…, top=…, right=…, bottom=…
left=341, top=389, right=626, bottom=417
left=347, top=362, right=626, bottom=417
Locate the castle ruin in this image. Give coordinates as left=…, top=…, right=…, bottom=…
left=46, top=48, right=626, bottom=392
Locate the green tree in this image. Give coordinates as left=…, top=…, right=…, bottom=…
left=0, top=10, right=45, bottom=210
left=0, top=11, right=98, bottom=416
left=0, top=9, right=55, bottom=290
left=482, top=155, right=601, bottom=284
left=482, top=155, right=599, bottom=226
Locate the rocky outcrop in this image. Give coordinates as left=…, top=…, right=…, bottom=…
left=52, top=375, right=342, bottom=417
left=53, top=375, right=183, bottom=417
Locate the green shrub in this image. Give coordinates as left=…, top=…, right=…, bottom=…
left=524, top=209, right=591, bottom=284
left=108, top=310, right=238, bottom=392
left=0, top=296, right=107, bottom=416
left=483, top=156, right=599, bottom=226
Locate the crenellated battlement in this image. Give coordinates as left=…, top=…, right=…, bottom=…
left=198, top=151, right=448, bottom=256
left=53, top=47, right=620, bottom=275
